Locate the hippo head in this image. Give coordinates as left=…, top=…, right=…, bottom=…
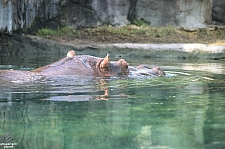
left=96, top=54, right=129, bottom=76
left=134, top=64, right=166, bottom=77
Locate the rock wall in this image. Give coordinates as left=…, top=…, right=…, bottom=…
left=0, top=0, right=60, bottom=34
left=62, top=0, right=214, bottom=28
left=135, top=0, right=213, bottom=28
left=62, top=0, right=130, bottom=28
left=64, top=0, right=215, bottom=28
left=0, top=0, right=224, bottom=34
left=213, top=0, right=225, bottom=24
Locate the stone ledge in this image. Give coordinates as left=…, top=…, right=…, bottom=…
left=2, top=35, right=225, bottom=60
left=24, top=35, right=225, bottom=59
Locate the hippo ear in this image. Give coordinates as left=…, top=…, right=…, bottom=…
left=67, top=50, right=76, bottom=57
left=100, top=54, right=110, bottom=69
left=119, top=59, right=129, bottom=69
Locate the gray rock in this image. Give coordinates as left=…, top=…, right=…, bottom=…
left=212, top=0, right=225, bottom=24
left=135, top=0, right=213, bottom=28
left=1, top=0, right=224, bottom=33
left=63, top=0, right=130, bottom=28
left=0, top=0, right=60, bottom=34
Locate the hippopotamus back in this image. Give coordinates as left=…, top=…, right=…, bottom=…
left=32, top=55, right=99, bottom=76
left=32, top=54, right=129, bottom=77
left=0, top=70, right=41, bottom=83
left=0, top=51, right=165, bottom=83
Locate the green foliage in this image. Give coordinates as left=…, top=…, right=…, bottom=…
left=132, top=19, right=148, bottom=26
left=37, top=28, right=59, bottom=36
left=37, top=24, right=178, bottom=40
left=115, top=24, right=176, bottom=37
left=157, top=25, right=177, bottom=36
left=37, top=27, right=77, bottom=37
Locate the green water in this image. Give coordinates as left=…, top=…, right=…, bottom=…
left=0, top=55, right=225, bottom=149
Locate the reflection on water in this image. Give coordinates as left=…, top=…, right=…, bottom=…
left=1, top=53, right=225, bottom=149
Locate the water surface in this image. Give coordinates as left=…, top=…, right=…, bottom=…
left=0, top=53, right=225, bottom=149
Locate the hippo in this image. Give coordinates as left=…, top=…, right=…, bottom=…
left=129, top=64, right=166, bottom=77
left=0, top=51, right=165, bottom=82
